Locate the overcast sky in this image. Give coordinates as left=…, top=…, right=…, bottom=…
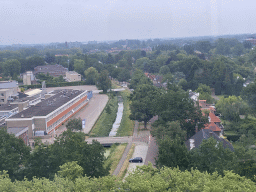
left=0, top=0, right=255, bottom=45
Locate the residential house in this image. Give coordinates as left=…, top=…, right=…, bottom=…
left=34, top=64, right=68, bottom=77
left=185, top=129, right=234, bottom=151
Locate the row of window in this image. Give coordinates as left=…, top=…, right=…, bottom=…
left=46, top=93, right=87, bottom=132
left=46, top=99, right=88, bottom=132
left=46, top=92, right=86, bottom=122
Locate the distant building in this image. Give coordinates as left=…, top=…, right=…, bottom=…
left=0, top=81, right=19, bottom=104
left=23, top=71, right=36, bottom=85
left=189, top=90, right=199, bottom=102
left=34, top=64, right=68, bottom=77
left=66, top=71, right=81, bottom=82
left=245, top=38, right=256, bottom=46
left=6, top=89, right=89, bottom=145
left=88, top=41, right=97, bottom=45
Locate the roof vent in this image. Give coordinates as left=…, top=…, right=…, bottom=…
left=21, top=114, right=24, bottom=118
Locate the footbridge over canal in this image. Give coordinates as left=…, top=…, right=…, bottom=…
left=86, top=136, right=131, bottom=146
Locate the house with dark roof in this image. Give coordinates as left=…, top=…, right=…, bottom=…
left=185, top=129, right=234, bottom=152
left=34, top=64, right=68, bottom=77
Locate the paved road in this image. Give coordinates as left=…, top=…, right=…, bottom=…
left=112, top=121, right=139, bottom=176
left=77, top=94, right=108, bottom=134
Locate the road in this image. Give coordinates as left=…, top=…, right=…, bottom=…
left=88, top=120, right=158, bottom=176
left=77, top=93, right=108, bottom=134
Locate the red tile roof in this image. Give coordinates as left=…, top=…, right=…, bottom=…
left=209, top=112, right=221, bottom=123
left=204, top=122, right=221, bottom=132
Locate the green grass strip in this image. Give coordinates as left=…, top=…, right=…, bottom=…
left=90, top=93, right=118, bottom=137
left=116, top=90, right=134, bottom=137
left=104, top=143, right=128, bottom=175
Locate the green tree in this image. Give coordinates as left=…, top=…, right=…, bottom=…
left=243, top=40, right=252, bottom=49
left=106, top=53, right=114, bottom=64
left=4, top=59, right=21, bottom=78
left=117, top=68, right=130, bottom=82
left=183, top=44, right=194, bottom=55
left=74, top=59, right=86, bottom=76
left=152, top=121, right=186, bottom=141
left=159, top=65, right=170, bottom=75
left=25, top=130, right=109, bottom=180
left=232, top=43, right=244, bottom=56
left=215, top=38, right=231, bottom=55
left=26, top=55, right=45, bottom=71
left=241, top=82, right=256, bottom=115
left=156, top=138, right=190, bottom=170
left=0, top=129, right=30, bottom=181
left=45, top=52, right=55, bottom=63
left=134, top=57, right=151, bottom=71
left=190, top=137, right=236, bottom=175
left=156, top=87, right=206, bottom=138
left=195, top=41, right=212, bottom=53
left=96, top=70, right=111, bottom=93
left=196, top=83, right=214, bottom=103
left=216, top=96, right=249, bottom=121
left=66, top=118, right=82, bottom=131
left=57, top=161, right=83, bottom=182
left=129, top=69, right=152, bottom=89
left=156, top=54, right=169, bottom=67
left=84, top=67, right=99, bottom=85
left=129, top=84, right=159, bottom=129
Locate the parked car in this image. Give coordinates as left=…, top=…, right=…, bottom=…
left=129, top=157, right=143, bottom=163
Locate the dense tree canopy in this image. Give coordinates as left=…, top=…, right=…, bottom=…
left=66, top=118, right=82, bottom=131
left=130, top=84, right=159, bottom=128
left=84, top=67, right=99, bottom=85
left=96, top=70, right=111, bottom=93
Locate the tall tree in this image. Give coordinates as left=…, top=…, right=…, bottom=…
left=4, top=59, right=21, bottom=78
left=216, top=96, right=249, bottom=121
left=74, top=59, right=86, bottom=76
left=156, top=86, right=206, bottom=138
left=129, top=84, right=159, bottom=129
left=96, top=70, right=111, bottom=93
left=66, top=118, right=82, bottom=131
left=84, top=67, right=99, bottom=85
left=0, top=129, right=30, bottom=181
left=190, top=137, right=236, bottom=175
left=129, top=69, right=152, bottom=89
left=156, top=138, right=190, bottom=170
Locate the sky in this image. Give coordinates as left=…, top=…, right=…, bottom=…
left=0, top=0, right=255, bottom=45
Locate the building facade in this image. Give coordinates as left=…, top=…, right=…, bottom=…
left=66, top=71, right=81, bottom=82
left=6, top=90, right=89, bottom=143
left=34, top=64, right=68, bottom=77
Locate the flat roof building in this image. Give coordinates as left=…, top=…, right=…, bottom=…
left=6, top=89, right=89, bottom=145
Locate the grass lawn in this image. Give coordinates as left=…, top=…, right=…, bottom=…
left=117, top=143, right=135, bottom=179
left=116, top=90, right=134, bottom=136
left=111, top=80, right=122, bottom=89
left=90, top=93, right=118, bottom=137
left=104, top=143, right=128, bottom=175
